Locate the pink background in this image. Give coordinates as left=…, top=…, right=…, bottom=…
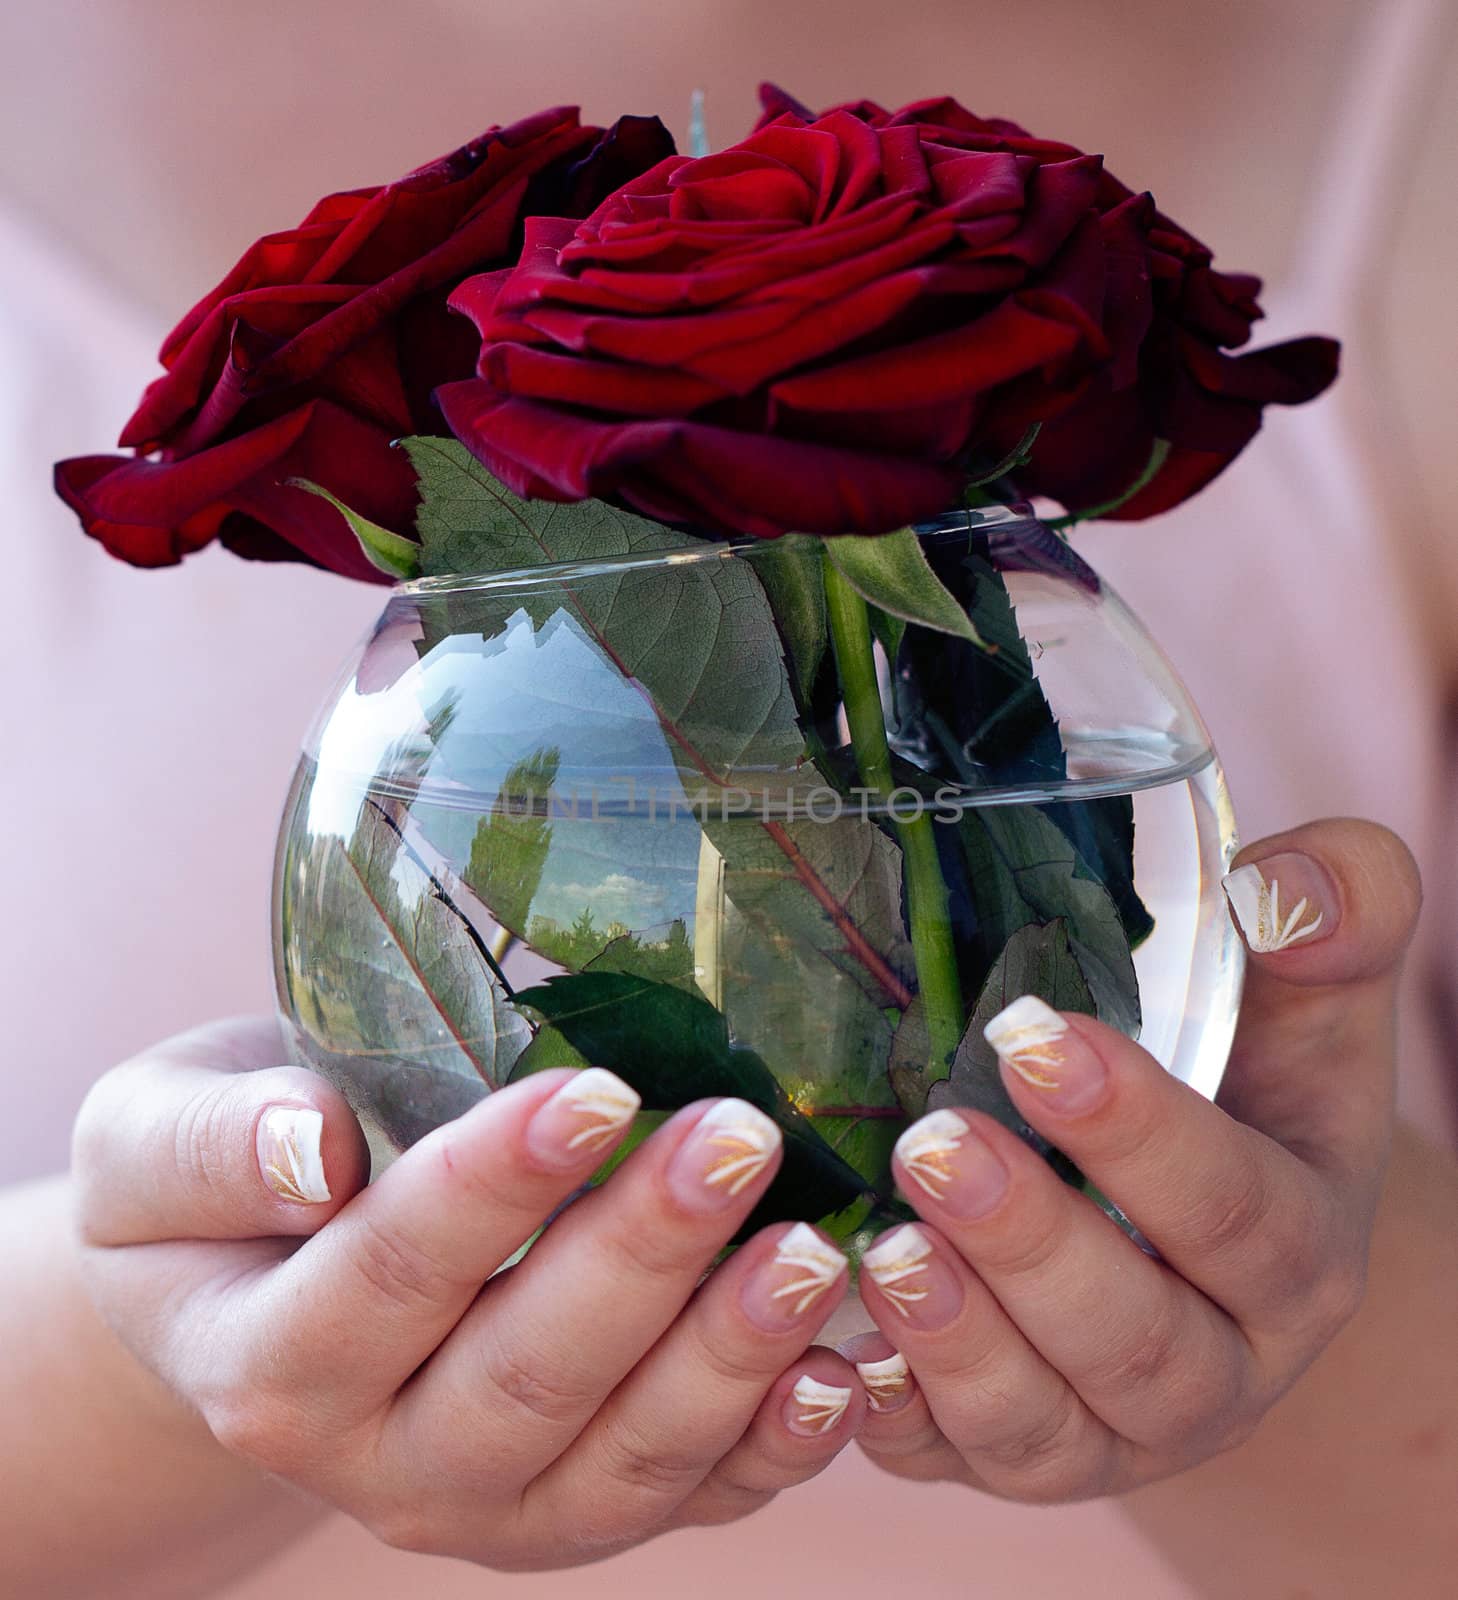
left=2, top=2, right=1454, bottom=1594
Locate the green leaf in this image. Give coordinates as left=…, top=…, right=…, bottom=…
left=825, top=527, right=988, bottom=648
left=402, top=443, right=934, bottom=1020
left=888, top=997, right=932, bottom=1117
left=715, top=901, right=901, bottom=1188
left=1043, top=795, right=1155, bottom=950
left=511, top=1023, right=590, bottom=1076
left=926, top=919, right=1095, bottom=1128
left=286, top=477, right=421, bottom=580
left=749, top=535, right=827, bottom=702
left=955, top=806, right=1141, bottom=1036
left=868, top=605, right=906, bottom=665
left=276, top=784, right=529, bottom=1151
left=401, top=437, right=807, bottom=789
left=404, top=436, right=685, bottom=578
left=708, top=813, right=915, bottom=1009
left=513, top=971, right=868, bottom=1234
left=893, top=542, right=1065, bottom=785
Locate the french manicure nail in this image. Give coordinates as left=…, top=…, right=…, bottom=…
left=1223, top=855, right=1336, bottom=953
left=665, top=1099, right=781, bottom=1213
left=984, top=995, right=1106, bottom=1113
left=257, top=1107, right=330, bottom=1204
left=894, top=1108, right=1008, bottom=1218
left=861, top=1224, right=961, bottom=1328
left=787, top=1374, right=852, bottom=1436
left=856, top=1350, right=914, bottom=1412
left=742, top=1222, right=847, bottom=1329
left=525, top=1068, right=641, bottom=1170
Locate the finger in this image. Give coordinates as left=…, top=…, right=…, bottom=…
left=857, top=1221, right=1124, bottom=1502
left=986, top=999, right=1357, bottom=1339
left=74, top=1050, right=369, bottom=1247
left=836, top=1330, right=969, bottom=1485
left=245, top=1067, right=643, bottom=1417
left=1219, top=817, right=1419, bottom=1175
left=840, top=1331, right=919, bottom=1419
left=676, top=1347, right=864, bottom=1526
left=389, top=1097, right=788, bottom=1479
left=520, top=1222, right=849, bottom=1547
left=887, top=1107, right=1250, bottom=1457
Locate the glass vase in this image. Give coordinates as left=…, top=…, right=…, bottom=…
left=273, top=505, right=1242, bottom=1254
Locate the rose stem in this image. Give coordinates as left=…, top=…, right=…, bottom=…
left=822, top=549, right=965, bottom=1075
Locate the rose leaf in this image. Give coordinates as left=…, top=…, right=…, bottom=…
left=926, top=918, right=1095, bottom=1130
left=824, top=526, right=988, bottom=648
left=514, top=970, right=869, bottom=1235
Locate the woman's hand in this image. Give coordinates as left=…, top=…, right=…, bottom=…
left=844, top=818, right=1421, bottom=1502
left=71, top=1028, right=862, bottom=1570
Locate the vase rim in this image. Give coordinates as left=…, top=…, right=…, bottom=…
left=393, top=501, right=1041, bottom=597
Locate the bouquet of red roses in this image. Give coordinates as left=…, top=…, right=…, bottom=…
left=56, top=87, right=1337, bottom=1243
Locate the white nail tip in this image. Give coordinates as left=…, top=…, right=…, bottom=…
left=862, top=1226, right=933, bottom=1319
left=698, top=1099, right=781, bottom=1194
left=982, top=994, right=1067, bottom=1087
left=560, top=1068, right=641, bottom=1151
left=856, top=1350, right=911, bottom=1411
left=1222, top=865, right=1325, bottom=953
left=259, top=1107, right=330, bottom=1204
left=791, top=1374, right=852, bottom=1434
left=770, top=1222, right=847, bottom=1315
left=894, top=1109, right=969, bottom=1198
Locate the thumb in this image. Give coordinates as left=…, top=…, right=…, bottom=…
left=1218, top=817, right=1422, bottom=1176
left=74, top=1016, right=371, bottom=1249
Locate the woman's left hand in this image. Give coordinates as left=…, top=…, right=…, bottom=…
left=843, top=817, right=1420, bottom=1501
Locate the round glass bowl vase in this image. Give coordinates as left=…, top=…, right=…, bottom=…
left=273, top=506, right=1242, bottom=1251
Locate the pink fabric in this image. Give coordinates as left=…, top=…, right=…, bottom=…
left=3, top=4, right=1452, bottom=1582
left=0, top=210, right=1180, bottom=1596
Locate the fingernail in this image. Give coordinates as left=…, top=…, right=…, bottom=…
left=856, top=1350, right=914, bottom=1413
left=1223, top=855, right=1336, bottom=953
left=861, top=1224, right=961, bottom=1328
left=525, top=1068, right=641, bottom=1170
left=984, top=995, right=1106, bottom=1114
left=894, top=1108, right=1008, bottom=1219
left=665, top=1099, right=781, bottom=1213
left=742, top=1222, right=847, bottom=1330
left=257, top=1107, right=330, bottom=1204
left=786, top=1374, right=852, bottom=1436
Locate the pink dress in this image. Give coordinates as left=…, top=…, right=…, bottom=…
left=1, top=7, right=1450, bottom=1592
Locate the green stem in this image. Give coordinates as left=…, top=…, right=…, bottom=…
left=822, top=549, right=965, bottom=1076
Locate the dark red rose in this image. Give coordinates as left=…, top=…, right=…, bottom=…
left=55, top=109, right=674, bottom=580
left=439, top=104, right=1157, bottom=539
left=757, top=87, right=1339, bottom=519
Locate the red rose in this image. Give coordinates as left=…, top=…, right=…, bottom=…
left=439, top=104, right=1154, bottom=539
left=55, top=109, right=674, bottom=580
left=759, top=87, right=1339, bottom=519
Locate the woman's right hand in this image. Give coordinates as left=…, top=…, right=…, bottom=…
left=71, top=1020, right=862, bottom=1570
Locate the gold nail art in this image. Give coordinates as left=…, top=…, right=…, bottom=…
left=791, top=1375, right=852, bottom=1434
left=856, top=1351, right=911, bottom=1412
left=559, top=1068, right=641, bottom=1152
left=769, top=1223, right=847, bottom=1315
left=1223, top=865, right=1324, bottom=953
left=982, top=995, right=1068, bottom=1089
left=862, top=1226, right=933, bottom=1319
left=698, top=1100, right=780, bottom=1195
left=259, top=1107, right=330, bottom=1204
left=895, top=1109, right=968, bottom=1198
